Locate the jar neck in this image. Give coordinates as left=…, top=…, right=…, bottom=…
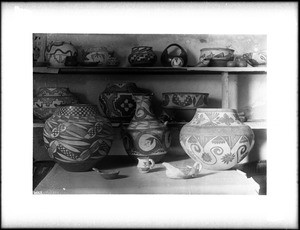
left=189, top=108, right=242, bottom=126
left=132, top=95, right=156, bottom=121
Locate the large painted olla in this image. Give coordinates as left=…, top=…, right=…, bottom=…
left=43, top=104, right=114, bottom=172
left=180, top=108, right=255, bottom=170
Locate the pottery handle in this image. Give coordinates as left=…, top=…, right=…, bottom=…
left=149, top=159, right=155, bottom=169
left=165, top=43, right=186, bottom=55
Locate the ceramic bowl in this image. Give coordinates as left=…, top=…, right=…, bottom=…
left=199, top=48, right=234, bottom=67
left=93, top=168, right=120, bottom=180
left=80, top=47, right=109, bottom=66
left=200, top=48, right=235, bottom=60
left=161, top=92, right=209, bottom=122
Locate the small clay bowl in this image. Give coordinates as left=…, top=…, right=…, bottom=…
left=92, top=168, right=120, bottom=180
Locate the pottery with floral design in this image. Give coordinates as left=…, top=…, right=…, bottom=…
left=45, top=41, right=78, bottom=67
left=43, top=104, right=114, bottom=172
left=128, top=46, right=157, bottom=67
left=122, top=94, right=171, bottom=163
left=180, top=108, right=255, bottom=170
left=162, top=92, right=209, bottom=122
left=33, top=87, right=79, bottom=121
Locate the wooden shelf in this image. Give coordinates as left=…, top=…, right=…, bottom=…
left=33, top=120, right=267, bottom=129
left=33, top=66, right=267, bottom=75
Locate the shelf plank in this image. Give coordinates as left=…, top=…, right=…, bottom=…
left=34, top=120, right=267, bottom=129
left=33, top=66, right=267, bottom=75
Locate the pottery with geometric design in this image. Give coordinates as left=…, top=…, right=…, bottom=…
left=128, top=46, right=157, bottom=67
left=33, top=87, right=79, bottom=121
left=43, top=104, right=114, bottom=172
left=122, top=94, right=171, bottom=163
left=161, top=92, right=209, bottom=122
left=180, top=108, right=255, bottom=170
left=99, top=82, right=150, bottom=123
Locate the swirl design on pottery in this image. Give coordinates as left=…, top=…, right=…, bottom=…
left=138, top=134, right=158, bottom=152
left=210, top=146, right=224, bottom=155
left=236, top=144, right=248, bottom=162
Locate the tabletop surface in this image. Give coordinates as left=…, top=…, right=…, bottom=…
left=34, top=155, right=261, bottom=195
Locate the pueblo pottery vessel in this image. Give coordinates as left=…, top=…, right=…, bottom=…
left=162, top=92, right=209, bottom=122
left=33, top=87, right=79, bottom=121
left=161, top=43, right=188, bottom=67
left=122, top=94, right=171, bottom=163
left=99, top=82, right=149, bottom=123
left=45, top=41, right=78, bottom=67
left=128, top=46, right=157, bottom=67
left=199, top=48, right=234, bottom=67
left=43, top=104, right=114, bottom=172
left=180, top=108, right=255, bottom=170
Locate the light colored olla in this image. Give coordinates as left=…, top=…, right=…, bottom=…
left=180, top=108, right=255, bottom=170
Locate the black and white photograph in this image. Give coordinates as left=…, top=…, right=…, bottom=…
left=1, top=2, right=298, bottom=229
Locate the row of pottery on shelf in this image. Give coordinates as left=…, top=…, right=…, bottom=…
left=98, top=83, right=210, bottom=123
left=33, top=84, right=209, bottom=123
left=44, top=41, right=120, bottom=67
left=196, top=47, right=267, bottom=67
left=128, top=43, right=188, bottom=67
left=35, top=86, right=254, bottom=172
left=43, top=41, right=189, bottom=68
left=41, top=101, right=255, bottom=172
left=42, top=93, right=171, bottom=172
left=42, top=41, right=266, bottom=68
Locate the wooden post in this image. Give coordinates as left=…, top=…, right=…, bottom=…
left=221, top=72, right=229, bottom=108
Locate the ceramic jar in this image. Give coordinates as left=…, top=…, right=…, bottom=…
left=161, top=44, right=188, bottom=67
left=122, top=94, right=171, bottom=163
left=180, top=108, right=255, bottom=170
left=45, top=41, right=78, bottom=67
left=161, top=92, right=209, bottom=122
left=99, top=83, right=150, bottom=123
left=128, top=46, right=157, bottom=67
left=43, top=104, right=114, bottom=172
left=33, top=87, right=79, bottom=121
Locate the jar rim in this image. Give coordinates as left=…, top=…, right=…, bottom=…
left=162, top=92, right=209, bottom=95
left=195, top=108, right=237, bottom=113
left=200, top=48, right=235, bottom=52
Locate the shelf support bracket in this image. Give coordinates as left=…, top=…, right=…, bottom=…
left=221, top=72, right=229, bottom=108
